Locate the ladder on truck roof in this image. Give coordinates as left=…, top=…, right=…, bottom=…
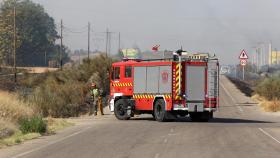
left=122, top=50, right=218, bottom=62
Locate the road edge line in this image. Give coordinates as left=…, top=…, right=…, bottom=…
left=11, top=126, right=92, bottom=158
left=259, top=128, right=280, bottom=144
left=220, top=81, right=243, bottom=112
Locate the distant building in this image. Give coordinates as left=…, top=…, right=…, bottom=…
left=269, top=50, right=280, bottom=65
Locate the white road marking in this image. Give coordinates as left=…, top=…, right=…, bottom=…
left=154, top=153, right=160, bottom=158
left=168, top=133, right=178, bottom=136
left=220, top=81, right=243, bottom=113
left=164, top=138, right=168, bottom=143
left=11, top=126, right=92, bottom=158
left=259, top=128, right=280, bottom=144
left=237, top=106, right=244, bottom=112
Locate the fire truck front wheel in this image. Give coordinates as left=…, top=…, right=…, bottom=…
left=114, top=99, right=131, bottom=120
left=154, top=99, right=168, bottom=122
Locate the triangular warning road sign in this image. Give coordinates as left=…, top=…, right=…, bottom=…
left=239, top=50, right=248, bottom=59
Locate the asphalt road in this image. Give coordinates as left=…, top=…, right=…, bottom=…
left=1, top=76, right=280, bottom=158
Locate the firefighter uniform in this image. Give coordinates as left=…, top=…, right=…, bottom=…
left=89, top=83, right=99, bottom=116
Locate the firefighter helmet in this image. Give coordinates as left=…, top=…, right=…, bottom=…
left=91, top=83, right=96, bottom=87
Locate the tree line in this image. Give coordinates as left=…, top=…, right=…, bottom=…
left=0, top=0, right=69, bottom=67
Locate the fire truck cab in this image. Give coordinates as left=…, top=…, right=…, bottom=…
left=110, top=50, right=219, bottom=122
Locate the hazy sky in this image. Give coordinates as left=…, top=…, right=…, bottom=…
left=3, top=0, right=280, bottom=64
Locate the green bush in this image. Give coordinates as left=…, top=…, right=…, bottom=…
left=27, top=54, right=116, bottom=117
left=30, top=78, right=86, bottom=117
left=19, top=116, right=47, bottom=134
left=255, top=74, right=280, bottom=100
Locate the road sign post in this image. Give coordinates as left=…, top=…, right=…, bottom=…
left=243, top=66, right=245, bottom=80
left=240, top=59, right=247, bottom=80
left=239, top=50, right=249, bottom=80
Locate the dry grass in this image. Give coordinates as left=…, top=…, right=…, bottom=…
left=0, top=91, right=74, bottom=148
left=46, top=118, right=74, bottom=134
left=0, top=118, right=73, bottom=148
left=0, top=91, right=38, bottom=148
left=0, top=119, right=16, bottom=139
left=0, top=119, right=40, bottom=148
left=0, top=91, right=35, bottom=122
left=0, top=132, right=41, bottom=148
left=252, top=95, right=280, bottom=112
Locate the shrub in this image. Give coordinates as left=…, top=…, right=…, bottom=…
left=252, top=95, right=280, bottom=112
left=30, top=78, right=86, bottom=117
left=19, top=116, right=47, bottom=134
left=0, top=120, right=16, bottom=139
left=28, top=54, right=116, bottom=117
left=0, top=91, right=34, bottom=122
left=255, top=74, right=280, bottom=100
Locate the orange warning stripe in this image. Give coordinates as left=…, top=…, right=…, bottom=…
left=133, top=94, right=172, bottom=99
left=112, top=83, right=133, bottom=87
left=174, top=63, right=182, bottom=100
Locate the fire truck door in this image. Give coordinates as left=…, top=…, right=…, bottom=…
left=186, top=65, right=206, bottom=111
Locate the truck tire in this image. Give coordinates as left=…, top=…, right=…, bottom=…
left=153, top=99, right=168, bottom=122
left=114, top=99, right=130, bottom=120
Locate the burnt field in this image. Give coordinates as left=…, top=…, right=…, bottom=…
left=0, top=73, right=46, bottom=92
left=0, top=67, right=54, bottom=91
left=0, top=75, right=18, bottom=91
left=226, top=76, right=255, bottom=97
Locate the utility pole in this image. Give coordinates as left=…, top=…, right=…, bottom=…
left=79, top=51, right=81, bottom=65
left=257, top=47, right=260, bottom=71
left=276, top=48, right=278, bottom=65
left=260, top=45, right=263, bottom=67
left=88, top=22, right=90, bottom=60
left=60, top=19, right=63, bottom=69
left=108, top=31, right=111, bottom=56
left=118, top=32, right=121, bottom=53
left=269, top=42, right=272, bottom=66
left=105, top=28, right=114, bottom=57
left=105, top=28, right=109, bottom=57
left=45, top=51, right=47, bottom=66
left=13, top=2, right=17, bottom=84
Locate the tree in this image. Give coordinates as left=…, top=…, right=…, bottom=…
left=0, top=0, right=18, bottom=65
left=0, top=0, right=69, bottom=66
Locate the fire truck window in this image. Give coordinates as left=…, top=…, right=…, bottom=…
left=114, top=67, right=120, bottom=80
left=125, top=66, right=132, bottom=78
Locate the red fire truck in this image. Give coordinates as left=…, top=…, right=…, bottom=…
left=109, top=50, right=219, bottom=122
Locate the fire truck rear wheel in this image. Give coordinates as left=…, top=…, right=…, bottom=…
left=153, top=99, right=168, bottom=122
left=114, top=99, right=130, bottom=120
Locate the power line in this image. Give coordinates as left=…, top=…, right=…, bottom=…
left=64, top=25, right=88, bottom=31
left=64, top=28, right=87, bottom=34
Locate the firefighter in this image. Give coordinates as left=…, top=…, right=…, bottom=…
left=89, top=83, right=99, bottom=116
